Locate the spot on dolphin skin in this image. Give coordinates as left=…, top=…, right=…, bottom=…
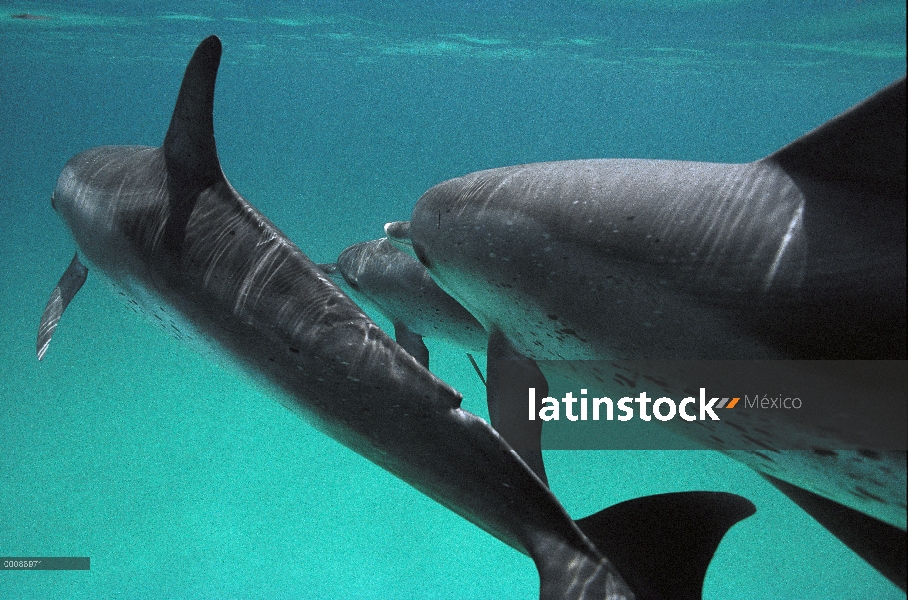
left=556, top=327, right=588, bottom=342
left=613, top=373, right=635, bottom=387
left=752, top=451, right=777, bottom=463
left=812, top=447, right=837, bottom=457
left=10, top=13, right=53, bottom=20
left=858, top=448, right=881, bottom=461
left=852, top=486, right=887, bottom=504
left=742, top=434, right=780, bottom=453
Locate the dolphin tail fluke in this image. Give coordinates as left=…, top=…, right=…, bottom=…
left=765, top=76, right=905, bottom=199
left=37, top=253, right=88, bottom=361
left=762, top=474, right=906, bottom=591
left=567, top=491, right=755, bottom=600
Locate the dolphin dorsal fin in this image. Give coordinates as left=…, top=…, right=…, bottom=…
left=163, top=35, right=224, bottom=187
left=765, top=77, right=906, bottom=199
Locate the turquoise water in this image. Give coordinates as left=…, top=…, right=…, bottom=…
left=1, top=2, right=905, bottom=598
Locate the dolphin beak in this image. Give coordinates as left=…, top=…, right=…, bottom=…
left=316, top=262, right=339, bottom=276
left=384, top=221, right=417, bottom=260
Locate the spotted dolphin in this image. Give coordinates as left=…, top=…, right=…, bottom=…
left=385, top=77, right=906, bottom=589
left=36, top=36, right=756, bottom=600
left=321, top=238, right=551, bottom=485
left=320, top=237, right=485, bottom=368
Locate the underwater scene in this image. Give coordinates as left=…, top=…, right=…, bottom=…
left=1, top=1, right=906, bottom=598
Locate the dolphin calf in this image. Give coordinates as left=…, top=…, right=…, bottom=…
left=320, top=237, right=486, bottom=368
left=322, top=237, right=552, bottom=484
left=385, top=77, right=906, bottom=589
left=37, top=36, right=756, bottom=600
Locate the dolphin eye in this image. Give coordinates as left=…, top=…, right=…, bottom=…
left=413, top=243, right=431, bottom=269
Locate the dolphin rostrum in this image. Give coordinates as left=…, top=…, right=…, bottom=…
left=37, top=36, right=756, bottom=600
left=385, top=77, right=907, bottom=589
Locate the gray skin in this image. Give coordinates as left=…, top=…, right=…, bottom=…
left=323, top=237, right=486, bottom=365
left=323, top=238, right=549, bottom=486
left=386, top=78, right=907, bottom=589
left=38, top=36, right=756, bottom=600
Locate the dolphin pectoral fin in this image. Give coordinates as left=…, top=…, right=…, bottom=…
left=393, top=322, right=429, bottom=369
left=574, top=491, right=756, bottom=600
left=763, top=474, right=907, bottom=591
left=37, top=253, right=88, bottom=361
left=486, top=329, right=548, bottom=487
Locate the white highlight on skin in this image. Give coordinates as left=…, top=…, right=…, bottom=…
left=764, top=202, right=804, bottom=290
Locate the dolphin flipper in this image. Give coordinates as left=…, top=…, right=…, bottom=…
left=37, top=253, right=88, bottom=361
left=486, top=329, right=548, bottom=487
left=763, top=474, right=907, bottom=591
left=393, top=322, right=430, bottom=369
left=571, top=491, right=757, bottom=600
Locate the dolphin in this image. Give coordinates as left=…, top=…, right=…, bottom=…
left=385, top=77, right=907, bottom=589
left=322, top=237, right=551, bottom=485
left=319, top=237, right=486, bottom=368
left=36, top=36, right=757, bottom=600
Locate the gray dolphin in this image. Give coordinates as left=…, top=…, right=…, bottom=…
left=385, top=77, right=906, bottom=589
left=36, top=36, right=756, bottom=600
left=320, top=237, right=485, bottom=367
left=322, top=238, right=551, bottom=485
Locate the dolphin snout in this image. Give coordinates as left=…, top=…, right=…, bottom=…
left=384, top=221, right=419, bottom=262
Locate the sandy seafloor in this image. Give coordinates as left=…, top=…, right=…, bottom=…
left=1, top=1, right=905, bottom=598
